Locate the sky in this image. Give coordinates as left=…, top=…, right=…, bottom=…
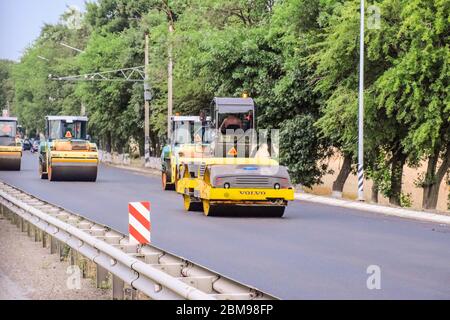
left=0, top=0, right=90, bottom=61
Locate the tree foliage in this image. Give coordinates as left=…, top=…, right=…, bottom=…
left=0, top=59, right=15, bottom=110
left=7, top=0, right=449, bottom=208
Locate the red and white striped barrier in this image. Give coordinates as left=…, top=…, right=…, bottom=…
left=128, top=201, right=151, bottom=245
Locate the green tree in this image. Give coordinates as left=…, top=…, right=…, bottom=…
left=280, top=114, right=332, bottom=187
left=312, top=0, right=414, bottom=205
left=0, top=59, right=15, bottom=111
left=375, top=0, right=449, bottom=209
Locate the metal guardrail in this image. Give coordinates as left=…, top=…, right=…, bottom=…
left=0, top=181, right=276, bottom=300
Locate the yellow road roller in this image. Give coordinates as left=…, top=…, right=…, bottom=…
left=173, top=97, right=294, bottom=217
left=0, top=117, right=22, bottom=171
left=177, top=157, right=294, bottom=217
left=39, top=116, right=98, bottom=181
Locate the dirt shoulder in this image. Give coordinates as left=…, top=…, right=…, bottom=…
left=0, top=216, right=111, bottom=300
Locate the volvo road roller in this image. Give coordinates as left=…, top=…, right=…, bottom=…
left=177, top=158, right=294, bottom=217
left=0, top=117, right=22, bottom=170
left=173, top=96, right=295, bottom=217
left=39, top=116, right=98, bottom=181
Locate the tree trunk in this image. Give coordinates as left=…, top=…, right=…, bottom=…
left=371, top=182, right=379, bottom=203
left=105, top=133, right=112, bottom=153
left=422, top=146, right=449, bottom=210
left=150, top=131, right=158, bottom=157
left=331, top=154, right=352, bottom=198
left=389, top=150, right=406, bottom=206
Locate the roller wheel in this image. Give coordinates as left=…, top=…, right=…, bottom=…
left=265, top=206, right=285, bottom=218
left=39, top=161, right=48, bottom=180
left=202, top=199, right=220, bottom=216
left=183, top=195, right=203, bottom=212
left=174, top=168, right=180, bottom=192
left=48, top=165, right=54, bottom=181
left=87, top=171, right=97, bottom=182
left=162, top=172, right=174, bottom=191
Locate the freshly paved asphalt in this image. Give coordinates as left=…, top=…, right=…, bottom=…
left=1, top=152, right=449, bottom=299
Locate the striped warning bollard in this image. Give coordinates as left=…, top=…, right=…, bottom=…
left=128, top=202, right=151, bottom=245
left=357, top=164, right=364, bottom=201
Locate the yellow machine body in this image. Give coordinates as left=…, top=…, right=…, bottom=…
left=0, top=117, right=22, bottom=171
left=0, top=145, right=22, bottom=170
left=175, top=157, right=294, bottom=217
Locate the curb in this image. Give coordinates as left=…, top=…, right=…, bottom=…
left=295, top=193, right=450, bottom=225
left=102, top=162, right=160, bottom=176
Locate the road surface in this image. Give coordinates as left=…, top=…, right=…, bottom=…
left=1, top=152, right=449, bottom=299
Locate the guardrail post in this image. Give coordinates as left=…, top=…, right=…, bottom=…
left=69, top=249, right=76, bottom=266
left=77, top=255, right=87, bottom=278
left=8, top=209, right=14, bottom=223
left=112, top=275, right=125, bottom=300
left=27, top=222, right=32, bottom=237
left=50, top=236, right=57, bottom=254
left=14, top=214, right=19, bottom=228
left=96, top=265, right=108, bottom=288
left=58, top=241, right=63, bottom=260
left=124, top=287, right=138, bottom=300
left=20, top=217, right=25, bottom=232
left=34, top=228, right=40, bottom=242
left=59, top=242, right=68, bottom=261
left=42, top=232, right=47, bottom=248
left=3, top=207, right=10, bottom=220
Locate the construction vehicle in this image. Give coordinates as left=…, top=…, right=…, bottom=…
left=161, top=115, right=211, bottom=190
left=39, top=116, right=98, bottom=181
left=0, top=117, right=22, bottom=170
left=166, top=97, right=294, bottom=217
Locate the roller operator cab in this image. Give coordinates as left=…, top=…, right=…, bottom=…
left=211, top=97, right=255, bottom=133
left=39, top=116, right=98, bottom=182
left=210, top=97, right=256, bottom=158
left=0, top=117, right=22, bottom=170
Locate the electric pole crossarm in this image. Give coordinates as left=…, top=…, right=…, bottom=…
left=51, top=66, right=146, bottom=82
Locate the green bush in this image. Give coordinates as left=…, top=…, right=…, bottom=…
left=280, top=114, right=331, bottom=188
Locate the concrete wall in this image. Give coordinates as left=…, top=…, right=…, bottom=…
left=98, top=151, right=161, bottom=170
left=306, top=153, right=449, bottom=212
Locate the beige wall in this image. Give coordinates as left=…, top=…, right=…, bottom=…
left=305, top=154, right=449, bottom=212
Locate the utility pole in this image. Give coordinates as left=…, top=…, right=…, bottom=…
left=167, top=23, right=174, bottom=140
left=144, top=33, right=151, bottom=167
left=357, top=0, right=365, bottom=201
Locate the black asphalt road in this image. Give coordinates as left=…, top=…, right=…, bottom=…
left=1, top=152, right=449, bottom=299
